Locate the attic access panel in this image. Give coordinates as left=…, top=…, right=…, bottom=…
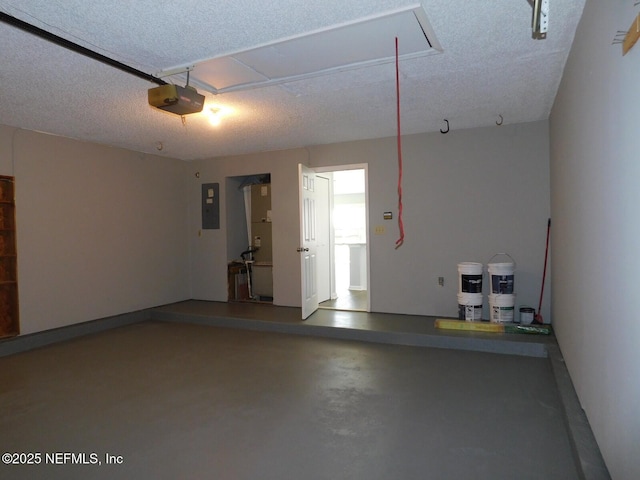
left=160, top=5, right=442, bottom=94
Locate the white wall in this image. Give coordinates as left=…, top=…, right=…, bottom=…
left=0, top=126, right=190, bottom=335
left=550, top=1, right=640, bottom=478
left=190, top=121, right=550, bottom=319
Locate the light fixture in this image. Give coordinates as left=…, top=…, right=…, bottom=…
left=208, top=108, right=222, bottom=126
left=205, top=105, right=234, bottom=127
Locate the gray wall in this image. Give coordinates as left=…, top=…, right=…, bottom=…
left=550, top=1, right=640, bottom=478
left=191, top=121, right=551, bottom=320
left=1, top=120, right=550, bottom=330
left=188, top=149, right=305, bottom=307
left=0, top=126, right=190, bottom=335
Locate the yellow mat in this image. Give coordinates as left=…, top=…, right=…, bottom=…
left=435, top=318, right=551, bottom=335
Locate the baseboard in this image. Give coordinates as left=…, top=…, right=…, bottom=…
left=547, top=345, right=611, bottom=480
left=0, top=309, right=150, bottom=357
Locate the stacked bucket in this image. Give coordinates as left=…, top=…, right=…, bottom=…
left=457, top=254, right=516, bottom=323
left=487, top=254, right=516, bottom=323
left=457, top=262, right=483, bottom=321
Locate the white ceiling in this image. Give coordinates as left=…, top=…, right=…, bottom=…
left=0, top=0, right=585, bottom=161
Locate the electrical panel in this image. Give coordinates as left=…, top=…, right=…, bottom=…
left=202, top=183, right=219, bottom=229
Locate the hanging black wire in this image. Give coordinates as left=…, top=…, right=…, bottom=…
left=0, top=11, right=167, bottom=86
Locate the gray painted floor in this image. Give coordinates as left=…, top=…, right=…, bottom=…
left=150, top=300, right=556, bottom=358
left=0, top=319, right=579, bottom=479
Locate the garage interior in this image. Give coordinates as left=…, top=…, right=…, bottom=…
left=1, top=1, right=638, bottom=479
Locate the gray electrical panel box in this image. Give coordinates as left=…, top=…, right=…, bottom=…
left=202, top=183, right=219, bottom=229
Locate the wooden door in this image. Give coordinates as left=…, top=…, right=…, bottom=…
left=0, top=176, right=19, bottom=338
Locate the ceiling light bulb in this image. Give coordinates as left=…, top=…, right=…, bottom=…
left=206, top=105, right=235, bottom=126
left=208, top=107, right=221, bottom=126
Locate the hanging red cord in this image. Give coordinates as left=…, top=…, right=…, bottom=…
left=395, top=36, right=405, bottom=249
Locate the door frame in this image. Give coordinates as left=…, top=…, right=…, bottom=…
left=314, top=174, right=332, bottom=303
left=311, top=163, right=370, bottom=313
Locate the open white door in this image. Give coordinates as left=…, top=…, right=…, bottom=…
left=299, top=164, right=318, bottom=319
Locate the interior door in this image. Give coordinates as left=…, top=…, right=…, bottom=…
left=299, top=164, right=318, bottom=319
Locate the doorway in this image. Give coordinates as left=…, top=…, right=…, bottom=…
left=316, top=167, right=369, bottom=312
left=225, top=173, right=273, bottom=304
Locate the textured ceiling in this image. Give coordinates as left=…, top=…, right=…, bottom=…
left=0, top=0, right=586, bottom=161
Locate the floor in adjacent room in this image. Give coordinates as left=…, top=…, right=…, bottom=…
left=319, top=289, right=367, bottom=311
left=0, top=307, right=580, bottom=480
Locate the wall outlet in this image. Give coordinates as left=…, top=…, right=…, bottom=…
left=374, top=225, right=385, bottom=235
left=438, top=276, right=445, bottom=287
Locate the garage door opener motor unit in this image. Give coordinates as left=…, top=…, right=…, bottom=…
left=148, top=84, right=204, bottom=115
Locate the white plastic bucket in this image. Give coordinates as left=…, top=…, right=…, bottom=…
left=488, top=254, right=515, bottom=295
left=489, top=294, right=516, bottom=323
left=457, top=292, right=483, bottom=321
left=519, top=306, right=535, bottom=325
left=458, top=262, right=483, bottom=294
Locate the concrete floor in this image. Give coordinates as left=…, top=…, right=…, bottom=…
left=0, top=316, right=581, bottom=479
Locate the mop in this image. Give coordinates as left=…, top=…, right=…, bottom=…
left=534, top=219, right=551, bottom=324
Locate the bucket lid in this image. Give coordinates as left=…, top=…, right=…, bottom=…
left=458, top=262, right=483, bottom=274
left=488, top=293, right=516, bottom=306
left=487, top=253, right=515, bottom=268
left=458, top=292, right=483, bottom=298
left=457, top=292, right=483, bottom=304
left=488, top=262, right=515, bottom=268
